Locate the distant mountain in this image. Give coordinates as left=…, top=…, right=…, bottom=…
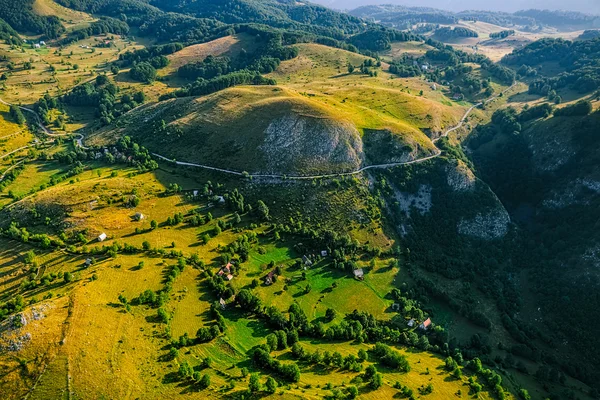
left=313, top=0, right=600, bottom=15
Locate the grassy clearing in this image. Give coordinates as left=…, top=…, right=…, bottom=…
left=32, top=0, right=96, bottom=31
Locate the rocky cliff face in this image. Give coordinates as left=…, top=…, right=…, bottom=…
left=260, top=114, right=363, bottom=175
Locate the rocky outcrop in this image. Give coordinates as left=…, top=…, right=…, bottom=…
left=446, top=160, right=476, bottom=192
left=260, top=114, right=363, bottom=174
left=458, top=208, right=510, bottom=240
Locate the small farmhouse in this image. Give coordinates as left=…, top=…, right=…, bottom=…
left=226, top=274, right=234, bottom=281
left=98, top=233, right=107, bottom=242
left=302, top=255, right=313, bottom=267
left=419, top=318, right=432, bottom=330
left=219, top=298, right=226, bottom=309
left=353, top=268, right=364, bottom=280
left=264, top=270, right=276, bottom=285
left=407, top=319, right=415, bottom=327
left=320, top=250, right=328, bottom=257
left=134, top=212, right=144, bottom=221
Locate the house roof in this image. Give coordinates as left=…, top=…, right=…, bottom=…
left=353, top=268, right=364, bottom=277
left=421, top=318, right=432, bottom=328
left=226, top=274, right=234, bottom=281
left=219, top=298, right=226, bottom=305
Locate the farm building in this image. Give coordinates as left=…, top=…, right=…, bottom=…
left=85, top=258, right=92, bottom=267
left=34, top=44, right=40, bottom=49
left=302, top=255, right=313, bottom=267
left=134, top=212, right=144, bottom=221
left=353, top=268, right=364, bottom=280
left=226, top=274, right=234, bottom=281
left=407, top=319, right=415, bottom=327
left=98, top=233, right=107, bottom=242
left=219, top=298, right=226, bottom=309
left=264, top=270, right=276, bottom=285
left=321, top=250, right=328, bottom=257
left=192, top=190, right=199, bottom=197
left=419, top=318, right=432, bottom=330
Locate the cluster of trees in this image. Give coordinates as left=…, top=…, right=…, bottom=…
left=388, top=62, right=421, bottom=77
left=59, top=17, right=129, bottom=45
left=162, top=71, right=276, bottom=100
left=434, top=26, right=478, bottom=39
left=371, top=342, right=410, bottom=372
left=489, top=30, right=515, bottom=39
left=62, top=75, right=146, bottom=125
left=349, top=28, right=420, bottom=52
left=553, top=99, right=593, bottom=116
left=251, top=346, right=301, bottom=382
left=177, top=27, right=298, bottom=83
left=9, top=104, right=25, bottom=125
left=0, top=17, right=21, bottom=45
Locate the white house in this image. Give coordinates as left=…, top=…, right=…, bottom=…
left=192, top=190, right=199, bottom=197
left=321, top=250, right=328, bottom=257
left=353, top=268, right=364, bottom=280
left=407, top=319, right=415, bottom=327
left=34, top=44, right=41, bottom=49
left=421, top=64, right=429, bottom=71
left=98, top=233, right=107, bottom=242
left=430, top=83, right=437, bottom=91
left=134, top=212, right=144, bottom=221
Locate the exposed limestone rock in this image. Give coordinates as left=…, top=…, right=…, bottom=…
left=260, top=114, right=363, bottom=174
left=458, top=208, right=510, bottom=240
left=446, top=160, right=476, bottom=192
left=394, top=184, right=432, bottom=217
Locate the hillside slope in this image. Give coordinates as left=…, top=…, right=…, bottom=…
left=90, top=43, right=465, bottom=175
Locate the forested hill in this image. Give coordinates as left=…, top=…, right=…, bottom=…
left=149, top=0, right=368, bottom=39
left=503, top=37, right=600, bottom=94
left=350, top=4, right=600, bottom=31
left=0, top=0, right=64, bottom=38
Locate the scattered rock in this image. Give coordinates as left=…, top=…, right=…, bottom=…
left=394, top=184, right=432, bottom=217
left=458, top=208, right=510, bottom=240
left=446, top=160, right=476, bottom=192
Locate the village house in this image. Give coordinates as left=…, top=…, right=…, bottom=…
left=419, top=318, right=432, bottom=330
left=85, top=258, right=93, bottom=268
left=219, top=298, right=226, bottom=310
left=353, top=268, right=364, bottom=280
left=302, top=255, right=313, bottom=267
left=134, top=212, right=144, bottom=221
left=34, top=43, right=40, bottom=49
left=264, top=270, right=276, bottom=285
left=320, top=250, right=328, bottom=257
left=407, top=318, right=415, bottom=327
left=226, top=274, right=234, bottom=281
left=98, top=233, right=107, bottom=242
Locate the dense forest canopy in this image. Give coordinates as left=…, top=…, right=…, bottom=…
left=0, top=0, right=64, bottom=38
left=503, top=37, right=600, bottom=94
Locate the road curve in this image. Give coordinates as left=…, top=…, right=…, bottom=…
left=153, top=83, right=516, bottom=180
left=0, top=98, right=87, bottom=149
